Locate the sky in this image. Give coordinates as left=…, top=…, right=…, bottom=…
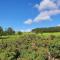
left=0, top=0, right=60, bottom=32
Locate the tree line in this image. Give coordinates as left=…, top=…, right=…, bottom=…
left=32, top=26, right=60, bottom=33
left=0, top=26, right=15, bottom=36
left=0, top=26, right=23, bottom=36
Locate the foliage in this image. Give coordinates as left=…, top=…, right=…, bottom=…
left=6, top=27, right=15, bottom=35
left=0, top=32, right=60, bottom=60
left=17, top=31, right=22, bottom=35
left=0, top=26, right=3, bottom=36
left=32, top=26, right=60, bottom=33
left=0, top=26, right=15, bottom=36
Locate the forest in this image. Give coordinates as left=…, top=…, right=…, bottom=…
left=32, top=26, right=60, bottom=33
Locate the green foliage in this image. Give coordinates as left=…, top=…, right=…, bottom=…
left=6, top=27, right=15, bottom=35
left=32, top=26, right=60, bottom=33
left=17, top=31, right=22, bottom=35
left=49, top=39, right=60, bottom=58
left=0, top=32, right=60, bottom=60
left=0, top=26, right=3, bottom=36
left=0, top=26, right=15, bottom=36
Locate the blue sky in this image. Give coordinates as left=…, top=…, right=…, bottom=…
left=0, top=0, right=60, bottom=31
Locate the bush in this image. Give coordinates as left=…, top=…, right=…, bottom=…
left=17, top=31, right=22, bottom=35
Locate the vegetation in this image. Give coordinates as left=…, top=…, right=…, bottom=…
left=32, top=26, right=60, bottom=33
left=0, top=26, right=4, bottom=36
left=0, top=26, right=60, bottom=60
left=17, top=31, right=22, bottom=35
left=6, top=27, right=15, bottom=35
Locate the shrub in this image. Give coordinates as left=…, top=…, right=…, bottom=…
left=17, top=31, right=22, bottom=35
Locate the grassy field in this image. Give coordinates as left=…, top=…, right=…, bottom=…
left=0, top=32, right=60, bottom=60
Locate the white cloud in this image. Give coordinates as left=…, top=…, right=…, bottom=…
left=33, top=0, right=60, bottom=22
left=57, top=0, right=60, bottom=7
left=24, top=19, right=33, bottom=24
left=24, top=0, right=60, bottom=24
left=34, top=9, right=60, bottom=22
left=34, top=11, right=51, bottom=22
left=52, top=0, right=60, bottom=7
left=48, top=9, right=60, bottom=15
left=35, top=0, right=57, bottom=11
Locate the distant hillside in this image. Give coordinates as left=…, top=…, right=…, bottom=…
left=32, top=26, right=60, bottom=33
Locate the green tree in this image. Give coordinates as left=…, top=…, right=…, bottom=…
left=0, top=26, right=3, bottom=36
left=6, top=27, right=15, bottom=35
left=32, top=26, right=60, bottom=33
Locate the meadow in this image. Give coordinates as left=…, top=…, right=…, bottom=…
left=0, top=32, right=60, bottom=60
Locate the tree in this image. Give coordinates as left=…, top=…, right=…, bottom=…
left=6, top=27, right=15, bottom=35
left=3, top=31, right=8, bottom=36
left=32, top=26, right=60, bottom=33
left=0, top=26, right=3, bottom=36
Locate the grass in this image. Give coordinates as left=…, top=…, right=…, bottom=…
left=0, top=32, right=60, bottom=60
